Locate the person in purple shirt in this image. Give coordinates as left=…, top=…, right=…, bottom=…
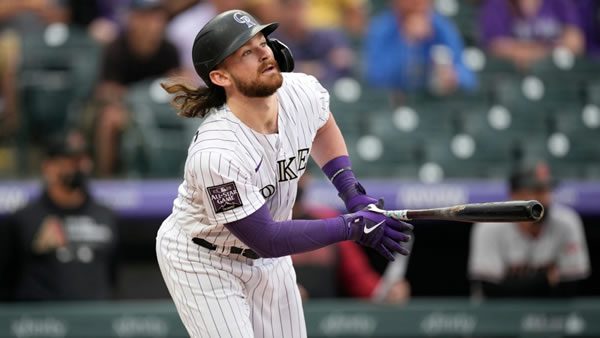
left=575, top=0, right=600, bottom=58
left=364, top=0, right=476, bottom=97
left=479, top=0, right=585, bottom=69
left=272, top=0, right=354, bottom=86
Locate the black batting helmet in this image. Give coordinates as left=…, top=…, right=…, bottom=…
left=192, top=10, right=294, bottom=86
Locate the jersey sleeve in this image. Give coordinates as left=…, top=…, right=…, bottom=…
left=295, top=73, right=330, bottom=132
left=556, top=209, right=591, bottom=280
left=468, top=223, right=505, bottom=282
left=189, top=151, right=265, bottom=225
left=303, top=74, right=331, bottom=130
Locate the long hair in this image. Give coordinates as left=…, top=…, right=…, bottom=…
left=161, top=80, right=226, bottom=118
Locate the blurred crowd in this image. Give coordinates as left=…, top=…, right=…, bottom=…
left=0, top=0, right=599, bottom=178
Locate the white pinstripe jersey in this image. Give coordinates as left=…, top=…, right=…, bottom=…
left=166, top=72, right=330, bottom=249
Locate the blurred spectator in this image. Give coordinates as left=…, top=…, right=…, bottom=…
left=291, top=174, right=410, bottom=303
left=364, top=0, right=476, bottom=98
left=272, top=0, right=354, bottom=86
left=93, top=0, right=179, bottom=176
left=468, top=161, right=590, bottom=299
left=305, top=0, right=368, bottom=37
left=166, top=0, right=242, bottom=82
left=0, top=131, right=119, bottom=301
left=479, top=0, right=584, bottom=70
left=0, top=30, right=18, bottom=140
left=62, top=0, right=120, bottom=45
left=0, top=0, right=68, bottom=139
left=244, top=0, right=281, bottom=24
left=0, top=0, right=68, bottom=33
left=576, top=0, right=600, bottom=57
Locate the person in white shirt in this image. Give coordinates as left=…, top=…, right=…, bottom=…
left=469, top=161, right=590, bottom=298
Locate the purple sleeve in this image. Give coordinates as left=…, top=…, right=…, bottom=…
left=322, top=155, right=355, bottom=193
left=225, top=204, right=349, bottom=258
left=553, top=0, right=581, bottom=27
left=479, top=0, right=512, bottom=48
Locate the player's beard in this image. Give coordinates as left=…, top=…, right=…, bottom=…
left=231, top=63, right=283, bottom=97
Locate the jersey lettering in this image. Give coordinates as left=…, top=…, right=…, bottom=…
left=260, top=184, right=276, bottom=199
left=297, top=148, right=309, bottom=171
left=277, top=157, right=299, bottom=182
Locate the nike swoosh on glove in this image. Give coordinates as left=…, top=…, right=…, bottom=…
left=341, top=209, right=413, bottom=261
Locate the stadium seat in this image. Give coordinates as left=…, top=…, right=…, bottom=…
left=493, top=76, right=541, bottom=111
left=475, top=56, right=517, bottom=92
left=346, top=101, right=462, bottom=178
left=18, top=25, right=101, bottom=141
left=586, top=80, right=600, bottom=106
left=458, top=104, right=549, bottom=143
left=531, top=55, right=600, bottom=81
left=121, top=78, right=199, bottom=177
left=438, top=0, right=479, bottom=45
left=520, top=132, right=600, bottom=178
left=329, top=77, right=391, bottom=139
left=368, top=103, right=457, bottom=142
left=548, top=104, right=600, bottom=136
left=345, top=133, right=421, bottom=178
left=423, top=132, right=516, bottom=178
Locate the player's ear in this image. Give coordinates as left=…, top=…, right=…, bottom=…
left=209, top=69, right=231, bottom=87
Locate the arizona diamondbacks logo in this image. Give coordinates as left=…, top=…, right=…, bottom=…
left=233, top=12, right=256, bottom=28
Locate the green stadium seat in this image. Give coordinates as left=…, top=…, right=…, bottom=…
left=548, top=104, right=600, bottom=136
left=531, top=55, right=600, bottom=85
left=586, top=80, right=600, bottom=106
left=476, top=56, right=518, bottom=93
left=480, top=56, right=517, bottom=74
left=369, top=103, right=457, bottom=134
left=19, top=70, right=78, bottom=139
left=345, top=134, right=421, bottom=178
left=440, top=0, right=479, bottom=45
left=329, top=77, right=392, bottom=138
left=18, top=25, right=101, bottom=140
left=458, top=104, right=549, bottom=143
left=367, top=104, right=457, bottom=176
left=121, top=78, right=199, bottom=177
left=402, top=89, right=490, bottom=111
left=21, top=25, right=101, bottom=99
left=498, top=76, right=583, bottom=115
left=520, top=132, right=600, bottom=178
left=423, top=132, right=517, bottom=178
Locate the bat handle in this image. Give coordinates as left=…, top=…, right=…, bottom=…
left=366, top=204, right=411, bottom=221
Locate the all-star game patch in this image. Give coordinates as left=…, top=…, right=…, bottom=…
left=207, top=182, right=243, bottom=213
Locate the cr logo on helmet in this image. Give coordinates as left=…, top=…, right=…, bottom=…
left=234, top=12, right=256, bottom=28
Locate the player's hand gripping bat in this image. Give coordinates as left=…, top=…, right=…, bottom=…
left=366, top=200, right=544, bottom=223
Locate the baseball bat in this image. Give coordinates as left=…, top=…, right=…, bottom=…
left=366, top=200, right=544, bottom=223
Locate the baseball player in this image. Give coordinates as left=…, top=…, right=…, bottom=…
left=155, top=9, right=413, bottom=338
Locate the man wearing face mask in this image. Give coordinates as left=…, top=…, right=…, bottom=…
left=468, top=161, right=590, bottom=299
left=0, top=133, right=118, bottom=301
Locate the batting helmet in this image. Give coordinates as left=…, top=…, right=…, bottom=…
left=192, top=10, right=294, bottom=86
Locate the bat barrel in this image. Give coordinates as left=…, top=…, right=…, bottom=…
left=404, top=200, right=544, bottom=222
left=450, top=200, right=544, bottom=222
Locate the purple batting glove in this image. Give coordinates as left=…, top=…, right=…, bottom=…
left=341, top=210, right=413, bottom=261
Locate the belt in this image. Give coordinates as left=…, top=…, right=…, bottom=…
left=192, top=238, right=260, bottom=260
